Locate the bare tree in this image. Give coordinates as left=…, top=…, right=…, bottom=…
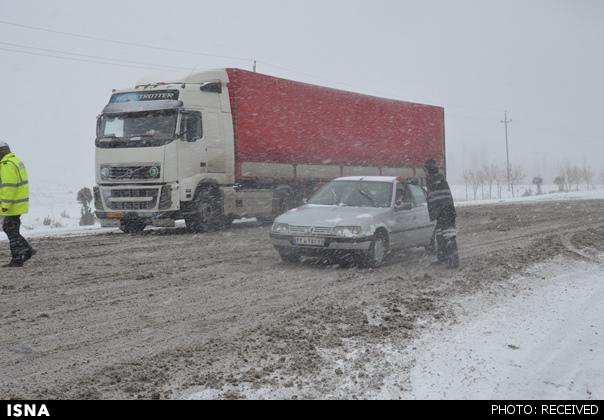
left=532, top=176, right=543, bottom=195
left=580, top=165, right=594, bottom=190
left=554, top=176, right=565, bottom=193
left=565, top=164, right=581, bottom=191
left=482, top=164, right=498, bottom=199
left=469, top=170, right=481, bottom=200
left=77, top=187, right=95, bottom=226
left=462, top=170, right=472, bottom=201
left=495, top=165, right=507, bottom=199
left=509, top=164, right=525, bottom=198
left=477, top=169, right=487, bottom=199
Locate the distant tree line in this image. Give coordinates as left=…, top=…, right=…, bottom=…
left=460, top=162, right=601, bottom=201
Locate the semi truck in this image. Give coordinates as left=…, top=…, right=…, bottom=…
left=94, top=68, right=445, bottom=233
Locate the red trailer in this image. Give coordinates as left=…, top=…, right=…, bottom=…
left=226, top=68, right=445, bottom=183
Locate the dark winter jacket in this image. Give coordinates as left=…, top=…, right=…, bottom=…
left=426, top=172, right=455, bottom=221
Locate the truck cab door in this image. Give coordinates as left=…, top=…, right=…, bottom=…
left=202, top=111, right=226, bottom=174
left=177, top=111, right=205, bottom=184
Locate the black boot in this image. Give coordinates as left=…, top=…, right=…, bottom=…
left=447, top=252, right=459, bottom=269
left=446, top=239, right=459, bottom=269
left=22, top=248, right=37, bottom=262
left=3, top=259, right=24, bottom=268
left=436, top=232, right=447, bottom=263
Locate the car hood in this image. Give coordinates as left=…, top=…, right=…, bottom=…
left=275, top=204, right=390, bottom=227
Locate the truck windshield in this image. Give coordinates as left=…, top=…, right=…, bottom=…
left=96, top=110, right=178, bottom=148
left=309, top=181, right=393, bottom=208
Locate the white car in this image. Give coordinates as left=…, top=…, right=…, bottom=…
left=270, top=176, right=435, bottom=267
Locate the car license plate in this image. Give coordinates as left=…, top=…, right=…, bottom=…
left=294, top=237, right=325, bottom=246
left=107, top=212, right=125, bottom=219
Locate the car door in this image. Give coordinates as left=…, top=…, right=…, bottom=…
left=408, top=184, right=435, bottom=246
left=390, top=183, right=417, bottom=249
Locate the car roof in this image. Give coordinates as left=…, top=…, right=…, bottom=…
left=333, top=176, right=397, bottom=183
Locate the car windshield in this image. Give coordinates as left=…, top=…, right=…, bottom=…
left=97, top=110, right=178, bottom=145
left=308, top=181, right=393, bottom=208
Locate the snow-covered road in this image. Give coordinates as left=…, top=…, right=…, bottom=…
left=1, top=198, right=603, bottom=399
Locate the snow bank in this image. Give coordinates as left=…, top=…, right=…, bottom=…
left=0, top=184, right=115, bottom=240
left=407, top=257, right=604, bottom=399
left=453, top=185, right=604, bottom=207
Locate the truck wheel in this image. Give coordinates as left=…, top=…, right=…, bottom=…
left=185, top=188, right=224, bottom=233
left=359, top=232, right=388, bottom=268
left=273, top=186, right=295, bottom=216
left=276, top=247, right=301, bottom=263
left=119, top=220, right=146, bottom=234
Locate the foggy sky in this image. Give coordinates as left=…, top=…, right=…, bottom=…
left=1, top=0, right=603, bottom=189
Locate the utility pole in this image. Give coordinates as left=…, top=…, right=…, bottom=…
left=501, top=110, right=512, bottom=191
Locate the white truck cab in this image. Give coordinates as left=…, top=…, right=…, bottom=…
left=95, top=70, right=243, bottom=233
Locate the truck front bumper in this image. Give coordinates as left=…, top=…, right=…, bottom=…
left=96, top=211, right=179, bottom=226
left=95, top=183, right=179, bottom=214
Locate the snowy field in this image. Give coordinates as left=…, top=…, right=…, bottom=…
left=4, top=184, right=113, bottom=239
left=407, top=256, right=604, bottom=399
left=451, top=183, right=604, bottom=205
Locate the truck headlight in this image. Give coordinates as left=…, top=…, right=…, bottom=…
left=148, top=166, right=160, bottom=179
left=100, top=166, right=111, bottom=180
left=271, top=223, right=289, bottom=234
left=334, top=226, right=363, bottom=237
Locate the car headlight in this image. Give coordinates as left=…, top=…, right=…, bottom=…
left=334, top=226, right=363, bottom=237
left=271, top=223, right=289, bottom=234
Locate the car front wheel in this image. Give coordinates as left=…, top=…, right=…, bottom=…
left=276, top=247, right=301, bottom=263
left=359, top=233, right=388, bottom=268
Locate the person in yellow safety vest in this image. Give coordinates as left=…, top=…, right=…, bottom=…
left=0, top=142, right=35, bottom=267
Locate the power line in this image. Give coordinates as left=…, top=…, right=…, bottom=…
left=0, top=41, right=191, bottom=71
left=0, top=47, right=178, bottom=72
left=0, top=20, right=253, bottom=64
left=0, top=19, right=504, bottom=113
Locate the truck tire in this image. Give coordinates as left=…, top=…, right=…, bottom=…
left=359, top=232, right=388, bottom=268
left=272, top=186, right=296, bottom=216
left=185, top=188, right=225, bottom=233
left=119, top=220, right=146, bottom=234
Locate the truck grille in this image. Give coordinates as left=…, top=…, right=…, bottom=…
left=101, top=164, right=161, bottom=180
left=289, top=226, right=334, bottom=236
left=105, top=188, right=159, bottom=210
